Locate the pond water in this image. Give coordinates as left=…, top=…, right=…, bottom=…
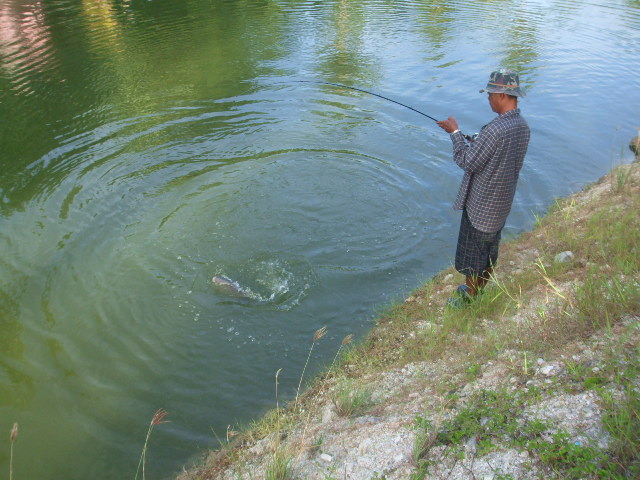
left=0, top=0, right=638, bottom=478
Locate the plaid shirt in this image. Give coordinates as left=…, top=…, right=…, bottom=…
left=450, top=108, right=530, bottom=233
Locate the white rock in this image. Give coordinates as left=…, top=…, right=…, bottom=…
left=358, top=438, right=371, bottom=454
left=319, top=453, right=333, bottom=463
left=554, top=251, right=574, bottom=263
left=248, top=435, right=272, bottom=457
left=321, top=404, right=335, bottom=423
left=540, top=365, right=555, bottom=376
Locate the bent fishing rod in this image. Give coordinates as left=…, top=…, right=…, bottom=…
left=295, top=80, right=476, bottom=142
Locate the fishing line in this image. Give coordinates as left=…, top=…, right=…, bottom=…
left=294, top=80, right=439, bottom=122
left=294, top=80, right=476, bottom=142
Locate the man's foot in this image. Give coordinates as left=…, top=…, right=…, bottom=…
left=446, top=285, right=472, bottom=309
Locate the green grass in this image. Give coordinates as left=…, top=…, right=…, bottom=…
left=601, top=386, right=640, bottom=477
left=331, top=378, right=373, bottom=418
left=434, top=389, right=533, bottom=455
left=530, top=431, right=613, bottom=479
left=265, top=449, right=295, bottom=480
left=412, top=384, right=640, bottom=479
left=406, top=163, right=640, bottom=479
left=412, top=415, right=435, bottom=466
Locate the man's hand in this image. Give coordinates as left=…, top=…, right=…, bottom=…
left=437, top=116, right=459, bottom=134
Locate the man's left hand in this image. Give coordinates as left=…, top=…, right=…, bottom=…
left=437, top=116, right=459, bottom=133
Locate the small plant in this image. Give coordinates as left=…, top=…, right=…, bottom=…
left=307, top=434, right=324, bottom=455
left=226, top=424, right=238, bottom=443
left=600, top=387, right=640, bottom=477
left=370, top=471, right=389, bottom=479
left=487, top=270, right=524, bottom=312
left=563, top=360, right=606, bottom=391
left=573, top=273, right=640, bottom=332
left=564, top=359, right=587, bottom=380
left=254, top=329, right=359, bottom=479
left=430, top=387, right=626, bottom=478
left=264, top=368, right=297, bottom=480
left=436, top=389, right=531, bottom=456
left=532, top=209, right=544, bottom=228
left=9, top=423, right=18, bottom=480
left=413, top=414, right=438, bottom=471
left=466, top=363, right=481, bottom=378
left=494, top=474, right=516, bottom=480
left=613, top=164, right=630, bottom=193
left=274, top=368, right=283, bottom=440
left=265, top=449, right=295, bottom=480
left=295, top=326, right=327, bottom=409
left=332, top=378, right=372, bottom=417
left=135, top=409, right=169, bottom=480
left=326, top=334, right=353, bottom=378
left=530, top=431, right=612, bottom=479
left=535, top=257, right=573, bottom=311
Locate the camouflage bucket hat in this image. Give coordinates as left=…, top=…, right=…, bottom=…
left=479, top=69, right=526, bottom=97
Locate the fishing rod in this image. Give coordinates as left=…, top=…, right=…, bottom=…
left=295, top=80, right=439, bottom=122
left=295, top=80, right=476, bottom=142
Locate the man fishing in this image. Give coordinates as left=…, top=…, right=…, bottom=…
left=437, top=69, right=530, bottom=306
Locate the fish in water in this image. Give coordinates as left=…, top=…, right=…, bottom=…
left=211, top=275, right=246, bottom=297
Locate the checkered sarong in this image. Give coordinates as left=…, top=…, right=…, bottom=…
left=455, top=209, right=501, bottom=277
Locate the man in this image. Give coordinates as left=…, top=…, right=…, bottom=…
left=437, top=70, right=530, bottom=305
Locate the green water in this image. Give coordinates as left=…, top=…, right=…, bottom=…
left=1, top=0, right=638, bottom=478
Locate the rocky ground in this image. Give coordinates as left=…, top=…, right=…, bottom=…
left=195, top=319, right=637, bottom=480
left=179, top=156, right=639, bottom=480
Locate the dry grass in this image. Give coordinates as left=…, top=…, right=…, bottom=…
left=135, top=409, right=170, bottom=480
left=10, top=423, right=18, bottom=480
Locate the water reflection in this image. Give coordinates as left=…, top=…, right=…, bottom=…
left=80, top=0, right=126, bottom=59
left=319, top=0, right=380, bottom=85
left=0, top=280, right=34, bottom=409
left=0, top=1, right=57, bottom=92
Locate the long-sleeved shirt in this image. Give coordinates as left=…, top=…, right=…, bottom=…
left=450, top=108, right=530, bottom=233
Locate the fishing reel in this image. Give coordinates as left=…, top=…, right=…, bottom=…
left=463, top=132, right=479, bottom=143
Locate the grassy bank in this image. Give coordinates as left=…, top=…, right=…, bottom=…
left=179, top=159, right=639, bottom=479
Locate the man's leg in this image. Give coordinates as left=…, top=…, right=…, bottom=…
left=451, top=210, right=501, bottom=305
left=465, top=266, right=493, bottom=296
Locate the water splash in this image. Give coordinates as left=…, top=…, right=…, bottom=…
left=209, top=253, right=316, bottom=310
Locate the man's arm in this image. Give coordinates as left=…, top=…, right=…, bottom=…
left=452, top=124, right=500, bottom=174
left=438, top=116, right=499, bottom=174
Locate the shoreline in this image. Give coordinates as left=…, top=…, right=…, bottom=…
left=179, top=155, right=639, bottom=479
